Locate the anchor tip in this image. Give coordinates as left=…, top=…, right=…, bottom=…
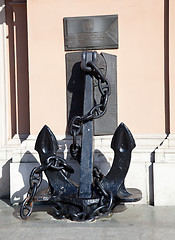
left=111, top=122, right=136, bottom=151
left=35, top=124, right=59, bottom=154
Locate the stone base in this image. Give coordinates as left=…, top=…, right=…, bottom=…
left=154, top=163, right=175, bottom=206
left=154, top=134, right=175, bottom=206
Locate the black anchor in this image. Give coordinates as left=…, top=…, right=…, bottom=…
left=20, top=51, right=142, bottom=221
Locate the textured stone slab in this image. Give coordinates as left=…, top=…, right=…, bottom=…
left=64, top=15, right=118, bottom=51
left=66, top=51, right=117, bottom=135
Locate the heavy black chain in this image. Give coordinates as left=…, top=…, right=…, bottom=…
left=20, top=165, right=44, bottom=219
left=69, top=59, right=111, bottom=161
left=86, top=167, right=113, bottom=221
left=20, top=156, right=74, bottom=219
left=53, top=167, right=113, bottom=222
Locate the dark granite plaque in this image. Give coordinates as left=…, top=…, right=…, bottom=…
left=64, top=15, right=118, bottom=51
left=94, top=52, right=117, bottom=135
left=66, top=52, right=117, bottom=135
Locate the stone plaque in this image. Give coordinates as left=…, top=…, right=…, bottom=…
left=64, top=15, right=118, bottom=51
left=66, top=52, right=117, bottom=135
left=94, top=52, right=117, bottom=135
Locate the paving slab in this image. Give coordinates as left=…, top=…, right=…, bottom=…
left=1, top=200, right=175, bottom=240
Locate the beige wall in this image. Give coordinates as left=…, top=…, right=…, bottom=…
left=27, top=0, right=165, bottom=135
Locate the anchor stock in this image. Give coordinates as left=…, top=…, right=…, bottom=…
left=20, top=51, right=142, bottom=221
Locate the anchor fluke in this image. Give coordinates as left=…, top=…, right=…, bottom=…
left=102, top=122, right=142, bottom=202
left=35, top=125, right=77, bottom=196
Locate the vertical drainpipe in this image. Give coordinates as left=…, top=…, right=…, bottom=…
left=164, top=0, right=170, bottom=135
left=149, top=0, right=170, bottom=206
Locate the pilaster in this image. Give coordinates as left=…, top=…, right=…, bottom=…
left=0, top=0, right=8, bottom=147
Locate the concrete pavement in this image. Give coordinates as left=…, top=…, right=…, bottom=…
left=1, top=199, right=175, bottom=240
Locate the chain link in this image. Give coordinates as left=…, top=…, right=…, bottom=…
left=69, top=129, right=81, bottom=162
left=20, top=196, right=34, bottom=219
left=89, top=167, right=113, bottom=218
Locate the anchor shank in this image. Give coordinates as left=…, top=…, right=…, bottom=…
left=79, top=52, right=95, bottom=198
